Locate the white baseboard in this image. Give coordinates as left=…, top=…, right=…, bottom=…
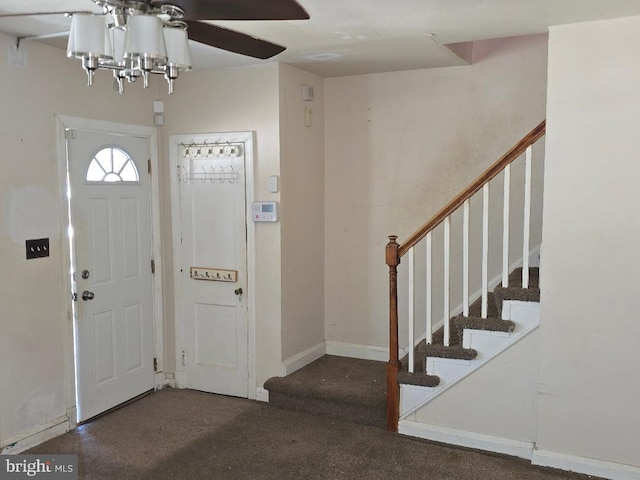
left=325, top=341, right=388, bottom=362
left=532, top=448, right=640, bottom=480
left=1, top=415, right=70, bottom=454
left=399, top=420, right=534, bottom=460
left=281, top=341, right=326, bottom=376
left=255, top=387, right=270, bottom=403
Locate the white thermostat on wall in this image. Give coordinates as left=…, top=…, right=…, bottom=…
left=252, top=201, right=278, bottom=222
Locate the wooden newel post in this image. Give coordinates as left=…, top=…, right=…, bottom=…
left=386, top=235, right=401, bottom=432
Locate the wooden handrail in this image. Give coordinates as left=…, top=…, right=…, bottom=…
left=397, top=120, right=546, bottom=258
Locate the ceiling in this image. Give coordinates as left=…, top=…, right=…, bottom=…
left=2, top=0, right=640, bottom=77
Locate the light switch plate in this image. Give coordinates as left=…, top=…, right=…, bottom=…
left=26, top=238, right=49, bottom=259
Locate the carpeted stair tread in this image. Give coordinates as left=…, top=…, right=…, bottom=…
left=263, top=354, right=387, bottom=429
left=397, top=370, right=440, bottom=387
left=507, top=267, right=540, bottom=288
left=453, top=315, right=516, bottom=336
left=493, top=285, right=540, bottom=315
left=468, top=292, right=499, bottom=318
left=424, top=344, right=477, bottom=361
left=264, top=355, right=386, bottom=408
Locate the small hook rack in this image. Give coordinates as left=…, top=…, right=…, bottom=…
left=180, top=165, right=240, bottom=184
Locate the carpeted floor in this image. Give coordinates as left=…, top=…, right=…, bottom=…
left=27, top=388, right=598, bottom=480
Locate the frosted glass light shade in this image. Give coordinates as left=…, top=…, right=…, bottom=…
left=163, top=26, right=192, bottom=70
left=67, top=14, right=113, bottom=59
left=123, top=15, right=167, bottom=61
left=111, top=27, right=126, bottom=64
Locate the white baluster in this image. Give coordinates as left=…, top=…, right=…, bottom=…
left=502, top=165, right=511, bottom=287
left=444, top=216, right=450, bottom=346
left=408, top=247, right=415, bottom=373
left=523, top=146, right=532, bottom=289
left=463, top=199, right=470, bottom=317
left=426, top=232, right=433, bottom=345
left=482, top=183, right=489, bottom=318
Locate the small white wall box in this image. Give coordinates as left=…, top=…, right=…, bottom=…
left=252, top=201, right=278, bottom=222
left=301, top=84, right=314, bottom=101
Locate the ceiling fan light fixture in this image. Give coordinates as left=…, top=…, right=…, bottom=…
left=163, top=23, right=192, bottom=94
left=58, top=0, right=307, bottom=95
left=67, top=13, right=114, bottom=86
left=123, top=14, right=167, bottom=88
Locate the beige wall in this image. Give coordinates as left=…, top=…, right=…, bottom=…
left=537, top=16, right=640, bottom=467
left=0, top=34, right=158, bottom=446
left=324, top=34, right=548, bottom=349
left=278, top=64, right=325, bottom=361
left=161, top=63, right=283, bottom=387
left=414, top=331, right=539, bottom=443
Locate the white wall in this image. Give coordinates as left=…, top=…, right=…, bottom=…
left=324, top=34, right=548, bottom=352
left=160, top=64, right=284, bottom=388
left=537, top=16, right=640, bottom=469
left=278, top=64, right=326, bottom=362
left=0, top=34, right=158, bottom=448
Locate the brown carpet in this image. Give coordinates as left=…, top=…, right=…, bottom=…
left=27, top=388, right=598, bottom=480
left=265, top=355, right=387, bottom=427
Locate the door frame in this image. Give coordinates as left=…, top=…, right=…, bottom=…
left=168, top=131, right=256, bottom=399
left=55, top=115, right=164, bottom=428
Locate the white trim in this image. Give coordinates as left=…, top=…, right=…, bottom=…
left=281, top=342, right=326, bottom=376
left=532, top=448, right=640, bottom=480
left=255, top=387, right=270, bottom=403
left=169, top=131, right=256, bottom=399
left=398, top=420, right=534, bottom=460
left=55, top=115, right=162, bottom=426
left=1, top=415, right=69, bottom=454
left=325, top=341, right=388, bottom=362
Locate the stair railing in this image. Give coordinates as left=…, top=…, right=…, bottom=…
left=385, top=120, right=546, bottom=432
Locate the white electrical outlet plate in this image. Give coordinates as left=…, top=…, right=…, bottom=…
left=268, top=175, right=279, bottom=193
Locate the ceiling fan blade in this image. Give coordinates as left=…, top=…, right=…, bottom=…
left=185, top=20, right=286, bottom=59
left=153, top=0, right=309, bottom=20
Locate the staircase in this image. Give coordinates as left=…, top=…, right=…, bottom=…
left=264, top=269, right=539, bottom=431
left=263, top=121, right=546, bottom=441
left=385, top=120, right=546, bottom=431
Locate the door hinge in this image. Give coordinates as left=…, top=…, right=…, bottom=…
left=71, top=292, right=78, bottom=302
left=153, top=357, right=158, bottom=372
left=151, top=259, right=155, bottom=274
left=148, top=159, right=152, bottom=175
left=181, top=350, right=186, bottom=367
left=65, top=129, right=76, bottom=140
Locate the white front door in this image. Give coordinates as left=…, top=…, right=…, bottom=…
left=172, top=134, right=250, bottom=398
left=67, top=129, right=155, bottom=422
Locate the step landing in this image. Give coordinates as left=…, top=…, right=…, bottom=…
left=264, top=355, right=387, bottom=428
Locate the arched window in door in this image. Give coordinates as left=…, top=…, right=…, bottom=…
left=86, top=147, right=139, bottom=182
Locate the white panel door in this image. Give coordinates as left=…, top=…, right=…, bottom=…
left=176, top=138, right=249, bottom=398
left=67, top=129, right=155, bottom=422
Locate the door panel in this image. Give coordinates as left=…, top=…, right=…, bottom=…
left=175, top=137, right=249, bottom=398
left=68, top=130, right=154, bottom=422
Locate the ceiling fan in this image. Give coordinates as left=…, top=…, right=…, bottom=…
left=0, top=0, right=310, bottom=94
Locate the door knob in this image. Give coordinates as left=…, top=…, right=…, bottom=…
left=234, top=288, right=243, bottom=296
left=82, top=290, right=95, bottom=301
